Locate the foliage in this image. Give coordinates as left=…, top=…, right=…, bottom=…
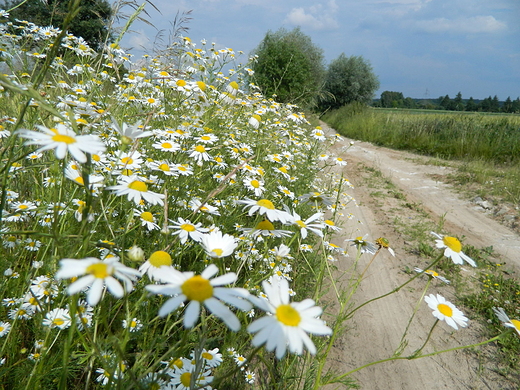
left=2, top=0, right=113, bottom=50
left=250, top=27, right=325, bottom=107
left=320, top=54, right=379, bottom=111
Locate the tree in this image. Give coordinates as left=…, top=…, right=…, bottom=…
left=453, top=92, right=464, bottom=111
left=320, top=54, right=379, bottom=110
left=380, top=91, right=404, bottom=108
left=250, top=27, right=325, bottom=106
left=2, top=0, right=113, bottom=50
left=439, top=95, right=451, bottom=110
left=465, top=97, right=477, bottom=112
left=502, top=96, right=513, bottom=113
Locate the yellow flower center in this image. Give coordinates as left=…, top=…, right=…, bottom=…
left=180, top=372, right=191, bottom=387
left=180, top=223, right=195, bottom=232
left=425, top=269, right=439, bottom=277
left=181, top=275, right=213, bottom=302
left=52, top=134, right=76, bottom=144
left=295, top=220, right=306, bottom=228
left=130, top=320, right=137, bottom=327
left=169, top=358, right=183, bottom=369
left=202, top=352, right=213, bottom=360
left=229, top=81, right=239, bottom=90
left=201, top=135, right=211, bottom=141
left=121, top=169, right=133, bottom=176
left=176, top=79, right=186, bottom=87
left=211, top=248, right=224, bottom=257
left=74, top=177, right=84, bottom=185
left=251, top=180, right=260, bottom=188
left=276, top=304, right=301, bottom=326
left=86, top=263, right=112, bottom=279
left=197, top=81, right=206, bottom=91
left=256, top=199, right=275, bottom=209
left=438, top=303, right=453, bottom=317
left=148, top=250, right=172, bottom=268
left=158, top=163, right=170, bottom=171
left=121, top=157, right=133, bottom=165
left=278, top=166, right=288, bottom=173
left=53, top=318, right=65, bottom=326
left=443, top=236, right=461, bottom=252
left=161, top=142, right=172, bottom=149
left=256, top=219, right=274, bottom=231
left=325, top=220, right=335, bottom=226
left=195, top=145, right=206, bottom=153
left=128, top=181, right=148, bottom=192
left=140, top=211, right=154, bottom=222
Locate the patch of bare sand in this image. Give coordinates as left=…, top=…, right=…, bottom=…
left=320, top=124, right=519, bottom=389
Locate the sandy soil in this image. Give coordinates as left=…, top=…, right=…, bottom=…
left=321, top=124, right=519, bottom=390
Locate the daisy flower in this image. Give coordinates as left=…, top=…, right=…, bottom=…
left=334, top=156, right=347, bottom=166
left=16, top=123, right=106, bottom=163
left=169, top=217, right=209, bottom=244
left=431, top=232, right=476, bottom=267
left=111, top=119, right=153, bottom=144
left=200, top=230, right=238, bottom=258
left=243, top=177, right=265, bottom=197
left=106, top=175, right=165, bottom=206
left=492, top=307, right=520, bottom=336
left=345, top=235, right=377, bottom=255
left=237, top=198, right=293, bottom=223
left=414, top=267, right=450, bottom=284
left=139, top=250, right=173, bottom=281
left=146, top=264, right=252, bottom=331
left=152, top=139, right=181, bottom=153
left=247, top=278, right=332, bottom=359
left=42, top=308, right=71, bottom=329
left=287, top=210, right=325, bottom=239
left=323, top=219, right=341, bottom=232
left=196, top=348, right=223, bottom=368
left=188, top=199, right=220, bottom=215
left=168, top=363, right=213, bottom=390
left=189, top=144, right=212, bottom=164
left=424, top=294, right=468, bottom=330
left=299, top=192, right=334, bottom=207
left=122, top=318, right=143, bottom=332
left=239, top=220, right=293, bottom=239
left=133, top=209, right=160, bottom=231
left=0, top=321, right=11, bottom=337
left=56, top=256, right=141, bottom=306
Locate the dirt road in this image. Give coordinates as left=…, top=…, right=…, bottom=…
left=322, top=125, right=519, bottom=390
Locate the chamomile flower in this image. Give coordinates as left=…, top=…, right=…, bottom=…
left=431, top=232, right=476, bottom=267
left=139, top=250, right=173, bottom=281
left=287, top=210, right=325, bottom=239
left=111, top=119, right=153, bottom=144
left=248, top=278, right=332, bottom=359
left=152, top=139, right=181, bottom=153
left=492, top=307, right=520, bottom=336
left=299, top=192, right=334, bottom=207
left=17, top=123, right=106, bottom=163
left=56, top=257, right=141, bottom=306
left=169, top=217, right=209, bottom=244
left=145, top=263, right=252, bottom=331
left=189, top=144, right=211, bottom=163
left=237, top=198, right=293, bottom=223
left=243, top=177, right=265, bottom=197
left=0, top=322, right=11, bottom=337
left=197, top=348, right=223, bottom=368
left=345, top=235, right=377, bottom=255
left=107, top=175, right=165, bottom=206
left=414, top=267, right=450, bottom=284
left=133, top=209, right=160, bottom=231
left=42, top=308, right=71, bottom=329
left=424, top=294, right=468, bottom=330
left=122, top=318, right=143, bottom=332
left=239, top=219, right=293, bottom=239
left=200, top=230, right=238, bottom=258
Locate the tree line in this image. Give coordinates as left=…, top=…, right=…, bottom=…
left=376, top=91, right=520, bottom=114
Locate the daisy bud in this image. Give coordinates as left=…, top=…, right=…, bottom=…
left=127, top=245, right=145, bottom=262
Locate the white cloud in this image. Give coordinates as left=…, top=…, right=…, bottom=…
left=284, top=1, right=339, bottom=30
left=417, top=15, right=507, bottom=34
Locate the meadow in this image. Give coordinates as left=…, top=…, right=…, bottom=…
left=323, top=104, right=520, bottom=204
left=0, top=4, right=519, bottom=390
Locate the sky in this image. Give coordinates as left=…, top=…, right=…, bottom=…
left=117, top=0, right=520, bottom=100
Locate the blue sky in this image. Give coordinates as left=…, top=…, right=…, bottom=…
left=117, top=0, right=520, bottom=100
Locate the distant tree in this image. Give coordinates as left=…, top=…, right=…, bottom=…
left=465, top=97, right=477, bottom=112
left=403, top=97, right=415, bottom=109
left=439, top=95, right=451, bottom=110
left=380, top=91, right=404, bottom=108
left=479, top=96, right=491, bottom=112
left=491, top=95, right=500, bottom=112
left=453, top=92, right=464, bottom=111
left=250, top=27, right=325, bottom=106
left=2, top=0, right=113, bottom=50
left=320, top=54, right=379, bottom=110
left=511, top=98, right=520, bottom=113
left=502, top=96, right=513, bottom=113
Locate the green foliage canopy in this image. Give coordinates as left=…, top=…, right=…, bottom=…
left=250, top=27, right=326, bottom=107
left=2, top=0, right=113, bottom=50
left=321, top=53, right=379, bottom=110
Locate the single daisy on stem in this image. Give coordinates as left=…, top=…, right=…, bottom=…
left=424, top=293, right=468, bottom=330
left=492, top=307, right=520, bottom=336
left=431, top=232, right=476, bottom=267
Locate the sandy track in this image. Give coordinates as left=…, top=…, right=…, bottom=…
left=321, top=124, right=519, bottom=389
